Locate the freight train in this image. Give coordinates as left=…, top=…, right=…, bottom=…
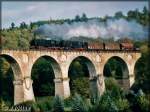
left=30, top=39, right=138, bottom=51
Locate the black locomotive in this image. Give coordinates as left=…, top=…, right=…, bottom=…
left=30, top=39, right=89, bottom=50
left=30, top=39, right=138, bottom=51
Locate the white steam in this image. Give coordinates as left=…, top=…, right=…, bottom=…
left=35, top=18, right=148, bottom=40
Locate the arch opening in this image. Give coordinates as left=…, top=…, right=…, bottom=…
left=68, top=56, right=97, bottom=98
left=0, top=54, right=23, bottom=105
left=31, top=56, right=62, bottom=100
left=103, top=56, right=129, bottom=90
left=132, top=57, right=146, bottom=92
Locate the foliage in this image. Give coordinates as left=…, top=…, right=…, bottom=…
left=115, top=11, right=125, bottom=19
left=104, top=58, right=128, bottom=79
left=69, top=59, right=90, bottom=98
left=0, top=98, right=10, bottom=111
left=36, top=96, right=53, bottom=111
left=20, top=22, right=28, bottom=29
left=105, top=77, right=120, bottom=91
left=11, top=22, right=15, bottom=29
left=70, top=78, right=89, bottom=98
left=115, top=98, right=130, bottom=111
left=29, top=96, right=64, bottom=112
left=1, top=28, right=34, bottom=50
left=31, top=57, right=55, bottom=96
left=71, top=93, right=89, bottom=112
left=137, top=95, right=150, bottom=112
left=98, top=93, right=118, bottom=112
left=1, top=90, right=149, bottom=112
left=133, top=44, right=150, bottom=93
left=126, top=89, right=150, bottom=112
left=0, top=58, right=13, bottom=105
left=52, top=95, right=64, bottom=112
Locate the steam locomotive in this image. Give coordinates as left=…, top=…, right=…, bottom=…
left=30, top=39, right=138, bottom=51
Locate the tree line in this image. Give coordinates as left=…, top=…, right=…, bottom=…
left=4, top=6, right=149, bottom=30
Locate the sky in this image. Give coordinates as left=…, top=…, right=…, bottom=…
left=2, top=1, right=149, bottom=28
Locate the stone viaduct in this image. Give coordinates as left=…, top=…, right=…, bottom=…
left=0, top=49, right=141, bottom=105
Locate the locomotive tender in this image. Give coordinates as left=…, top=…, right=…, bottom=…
left=30, top=39, right=138, bottom=51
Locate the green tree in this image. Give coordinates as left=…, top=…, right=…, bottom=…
left=11, top=22, right=15, bottom=29
left=115, top=11, right=124, bottom=19
left=20, top=22, right=28, bottom=29
left=143, top=6, right=148, bottom=15
left=127, top=10, right=136, bottom=20
left=30, top=22, right=34, bottom=29
left=75, top=15, right=81, bottom=22
left=31, top=58, right=55, bottom=97
left=81, top=13, right=88, bottom=22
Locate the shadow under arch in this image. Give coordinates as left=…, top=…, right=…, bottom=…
left=0, top=54, right=23, bottom=105
left=103, top=56, right=130, bottom=90
left=31, top=55, right=62, bottom=98
left=68, top=56, right=98, bottom=99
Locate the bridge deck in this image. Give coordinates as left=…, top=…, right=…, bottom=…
left=0, top=49, right=140, bottom=53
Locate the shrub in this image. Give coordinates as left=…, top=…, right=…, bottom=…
left=105, top=77, right=120, bottom=91
left=126, top=89, right=150, bottom=112
left=0, top=98, right=10, bottom=111
left=137, top=95, right=150, bottom=112
left=52, top=95, right=64, bottom=112
left=71, top=93, right=89, bottom=112
left=37, top=101, right=49, bottom=111
left=33, top=97, right=53, bottom=111
left=70, top=77, right=90, bottom=98
left=31, top=102, right=40, bottom=112
left=115, top=98, right=130, bottom=111
left=98, top=92, right=118, bottom=112
left=92, top=84, right=129, bottom=112
left=64, top=96, right=72, bottom=108
left=112, top=86, right=126, bottom=101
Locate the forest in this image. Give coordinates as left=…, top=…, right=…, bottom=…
left=0, top=6, right=150, bottom=112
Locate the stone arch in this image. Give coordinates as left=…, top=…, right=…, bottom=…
left=32, top=55, right=62, bottom=79
left=31, top=55, right=63, bottom=98
left=103, top=56, right=130, bottom=90
left=0, top=54, right=24, bottom=105
left=68, top=56, right=98, bottom=99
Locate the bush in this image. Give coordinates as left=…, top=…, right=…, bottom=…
left=137, top=95, right=150, bottom=112
left=52, top=95, right=64, bottom=112
left=98, top=92, right=118, bottom=112
left=64, top=96, right=72, bottom=108
left=0, top=98, right=10, bottom=111
left=105, top=77, right=120, bottom=91
left=115, top=98, right=130, bottom=111
left=31, top=102, right=40, bottom=112
left=71, top=93, right=89, bottom=112
left=92, top=83, right=130, bottom=112
left=70, top=77, right=90, bottom=98
left=33, top=97, right=53, bottom=111
left=37, top=101, right=49, bottom=111
left=126, top=89, right=150, bottom=112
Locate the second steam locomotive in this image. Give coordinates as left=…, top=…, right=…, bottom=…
left=30, top=39, right=138, bottom=51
